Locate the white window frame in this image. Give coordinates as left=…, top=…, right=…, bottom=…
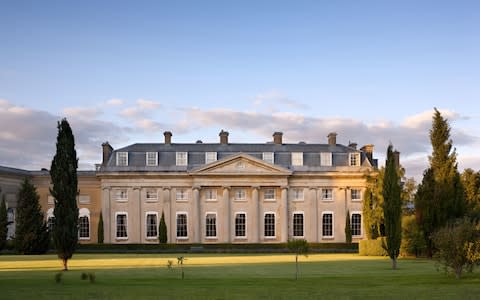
left=291, top=152, right=303, bottom=166
left=262, top=152, right=274, bottom=164
left=146, top=152, right=158, bottom=166
left=78, top=208, right=90, bottom=240
left=234, top=188, right=246, bottom=201
left=176, top=212, right=188, bottom=239
left=321, top=211, right=334, bottom=239
left=349, top=153, right=360, bottom=167
left=264, top=212, right=276, bottom=239
left=234, top=212, right=247, bottom=239
left=321, top=188, right=333, bottom=201
left=205, top=189, right=217, bottom=201
left=176, top=151, right=188, bottom=166
left=264, top=188, right=275, bottom=201
left=78, top=195, right=90, bottom=204
left=115, top=212, right=128, bottom=240
left=205, top=212, right=217, bottom=239
left=145, top=211, right=158, bottom=239
left=205, top=152, right=217, bottom=164
left=320, top=152, right=332, bottom=166
left=351, top=211, right=362, bottom=237
left=176, top=188, right=188, bottom=201
left=115, top=189, right=128, bottom=202
left=351, top=188, right=362, bottom=202
left=145, top=188, right=158, bottom=202
left=116, top=152, right=128, bottom=166
left=292, top=211, right=304, bottom=238
left=292, top=188, right=304, bottom=201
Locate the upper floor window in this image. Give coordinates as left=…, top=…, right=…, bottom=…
left=234, top=189, right=246, bottom=201
left=146, top=152, right=158, bottom=166
left=351, top=189, right=362, bottom=201
left=78, top=195, right=90, bottom=204
left=205, top=152, right=217, bottom=164
left=116, top=152, right=128, bottom=166
left=205, top=189, right=217, bottom=201
left=291, top=152, right=303, bottom=166
left=263, top=152, right=274, bottom=164
left=146, top=189, right=158, bottom=201
left=320, top=152, right=332, bottom=166
left=176, top=152, right=188, bottom=166
left=264, top=188, right=275, bottom=201
left=115, top=189, right=128, bottom=201
left=321, top=188, right=333, bottom=201
left=292, top=188, right=304, bottom=201
left=176, top=188, right=188, bottom=201
left=349, top=153, right=360, bottom=166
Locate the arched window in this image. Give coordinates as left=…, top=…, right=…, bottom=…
left=78, top=208, right=90, bottom=240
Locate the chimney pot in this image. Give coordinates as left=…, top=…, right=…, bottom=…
left=219, top=130, right=229, bottom=144
left=327, top=132, right=337, bottom=145
left=273, top=132, right=283, bottom=145
left=164, top=131, right=172, bottom=144
left=361, top=144, right=374, bottom=163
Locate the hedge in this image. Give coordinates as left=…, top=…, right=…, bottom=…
left=359, top=238, right=388, bottom=256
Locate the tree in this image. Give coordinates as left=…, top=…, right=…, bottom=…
left=401, top=215, right=426, bottom=257
left=382, top=144, right=402, bottom=269
left=14, top=178, right=49, bottom=254
left=159, top=211, right=167, bottom=244
left=345, top=210, right=352, bottom=244
left=97, top=212, right=104, bottom=244
left=287, top=239, right=309, bottom=280
left=50, top=118, right=79, bottom=270
left=363, top=169, right=385, bottom=239
left=461, top=168, right=480, bottom=220
left=415, top=109, right=466, bottom=257
left=0, top=195, right=7, bottom=251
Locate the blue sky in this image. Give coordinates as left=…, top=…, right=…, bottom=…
left=1, top=1, right=479, bottom=180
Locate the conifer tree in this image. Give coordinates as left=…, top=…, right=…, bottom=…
left=0, top=195, right=7, bottom=251
left=50, top=118, right=78, bottom=270
left=15, top=178, right=49, bottom=254
left=159, top=211, right=167, bottom=244
left=345, top=210, right=352, bottom=244
left=382, top=144, right=402, bottom=269
left=97, top=212, right=104, bottom=244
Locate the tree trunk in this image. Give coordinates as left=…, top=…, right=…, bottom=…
left=391, top=257, right=397, bottom=270
left=63, top=258, right=68, bottom=271
left=455, top=267, right=462, bottom=279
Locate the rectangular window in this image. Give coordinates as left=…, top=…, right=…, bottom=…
left=116, top=213, right=128, bottom=239
left=293, top=213, right=304, bottom=237
left=320, top=152, right=332, bottom=166
left=264, top=213, right=275, bottom=237
left=205, top=213, right=217, bottom=238
left=235, top=213, right=246, bottom=238
left=349, top=153, right=360, bottom=166
left=322, top=213, right=333, bottom=238
left=115, top=189, right=128, bottom=201
left=292, top=188, right=304, bottom=201
left=116, top=152, right=128, bottom=166
left=176, top=213, right=188, bottom=238
left=264, top=188, right=275, bottom=201
left=321, top=188, right=333, bottom=201
left=146, top=189, right=158, bottom=201
left=205, top=152, right=217, bottom=164
left=234, top=189, right=246, bottom=200
left=176, top=152, right=188, bottom=166
left=205, top=189, right=217, bottom=201
left=351, top=213, right=362, bottom=236
left=176, top=188, right=188, bottom=201
left=351, top=189, right=362, bottom=201
left=78, top=195, right=90, bottom=204
left=78, top=216, right=90, bottom=239
left=263, top=152, right=274, bottom=164
left=146, top=152, right=158, bottom=166
left=146, top=213, right=158, bottom=239
left=291, top=152, right=303, bottom=166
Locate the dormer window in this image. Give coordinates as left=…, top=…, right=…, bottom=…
left=349, top=153, right=360, bottom=166
left=320, top=152, right=332, bottom=166
left=176, top=152, right=188, bottom=166
left=205, top=152, right=217, bottom=164
left=263, top=152, right=274, bottom=164
left=291, top=152, right=303, bottom=166
left=146, top=152, right=158, bottom=166
left=116, top=152, right=128, bottom=166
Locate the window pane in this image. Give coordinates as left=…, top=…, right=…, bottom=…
left=351, top=214, right=362, bottom=236
left=176, top=152, right=188, bottom=166
left=205, top=189, right=217, bottom=200
left=146, top=152, right=158, bottom=166
left=176, top=214, right=188, bottom=238
left=146, top=214, right=158, bottom=238
left=79, top=216, right=89, bottom=238
left=322, top=213, right=333, bottom=237
left=176, top=189, right=188, bottom=201
left=116, top=214, right=127, bottom=238
left=235, top=213, right=246, bottom=237
left=146, top=189, right=158, bottom=200
left=351, top=189, right=361, bottom=201
left=264, top=213, right=275, bottom=237
left=293, top=188, right=303, bottom=200
left=264, top=189, right=275, bottom=200
left=117, top=152, right=128, bottom=166
left=322, top=189, right=333, bottom=200
left=206, top=214, right=217, bottom=237
left=235, top=189, right=246, bottom=200
left=291, top=152, right=303, bottom=166
left=293, top=213, right=304, bottom=237
left=263, top=152, right=274, bottom=164
left=320, top=152, right=332, bottom=166
left=205, top=152, right=217, bottom=164
left=116, top=189, right=128, bottom=201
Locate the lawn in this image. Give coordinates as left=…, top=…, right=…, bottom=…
left=1, top=253, right=479, bottom=299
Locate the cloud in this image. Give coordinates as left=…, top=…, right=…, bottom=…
left=106, top=98, right=124, bottom=106
left=119, top=98, right=162, bottom=119
left=253, top=90, right=309, bottom=111
left=63, top=106, right=102, bottom=120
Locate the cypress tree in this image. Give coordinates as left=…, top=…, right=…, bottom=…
left=50, top=118, right=78, bottom=270
left=97, top=212, right=104, bottom=244
left=415, top=168, right=435, bottom=257
left=382, top=144, right=402, bottom=269
left=159, top=211, right=167, bottom=244
left=345, top=210, right=352, bottom=244
left=15, top=178, right=49, bottom=254
left=0, top=195, right=7, bottom=251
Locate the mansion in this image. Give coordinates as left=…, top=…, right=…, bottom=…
left=0, top=131, right=380, bottom=244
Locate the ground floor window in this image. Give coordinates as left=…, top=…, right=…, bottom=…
left=264, top=213, right=275, bottom=237
left=116, top=213, right=128, bottom=239
left=235, top=213, right=246, bottom=238
left=78, top=216, right=90, bottom=239
left=206, top=213, right=217, bottom=238
left=351, top=213, right=362, bottom=236
left=176, top=213, right=188, bottom=238
left=322, top=213, right=333, bottom=238
left=146, top=213, right=158, bottom=238
left=293, top=213, right=304, bottom=237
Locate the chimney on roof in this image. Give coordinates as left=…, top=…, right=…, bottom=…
left=349, top=142, right=357, bottom=150
left=393, top=150, right=400, bottom=169
left=102, top=142, right=113, bottom=166
left=219, top=130, right=229, bottom=144
left=273, top=132, right=283, bottom=145
left=164, top=131, right=172, bottom=145
left=361, top=144, right=374, bottom=163
left=327, top=132, right=337, bottom=145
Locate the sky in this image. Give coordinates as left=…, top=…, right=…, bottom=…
left=1, top=1, right=479, bottom=181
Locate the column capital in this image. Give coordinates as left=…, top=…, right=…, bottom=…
left=192, top=186, right=201, bottom=191
left=102, top=186, right=111, bottom=191
left=163, top=186, right=171, bottom=191
left=222, top=186, right=231, bottom=190
left=309, top=187, right=318, bottom=191
left=133, top=186, right=141, bottom=191
left=281, top=186, right=289, bottom=190
left=251, top=186, right=260, bottom=190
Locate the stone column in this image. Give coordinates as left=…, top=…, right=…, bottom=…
left=281, top=186, right=289, bottom=242
left=223, top=186, right=231, bottom=243
left=252, top=187, right=260, bottom=243
left=310, top=188, right=318, bottom=242
left=133, top=187, right=141, bottom=243
left=163, top=187, right=171, bottom=242
left=101, top=187, right=111, bottom=243
left=193, top=187, right=201, bottom=243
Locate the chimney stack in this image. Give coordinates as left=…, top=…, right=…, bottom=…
left=102, top=142, right=113, bottom=166
left=327, top=132, right=337, bottom=145
left=348, top=142, right=357, bottom=150
left=393, top=150, right=400, bottom=169
left=360, top=144, right=374, bottom=163
left=164, top=131, right=172, bottom=145
left=273, top=132, right=283, bottom=145
left=219, top=130, right=229, bottom=144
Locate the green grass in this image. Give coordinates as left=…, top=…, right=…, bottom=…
left=1, top=253, right=480, bottom=299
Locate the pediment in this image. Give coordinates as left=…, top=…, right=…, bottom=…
left=189, top=153, right=292, bottom=176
